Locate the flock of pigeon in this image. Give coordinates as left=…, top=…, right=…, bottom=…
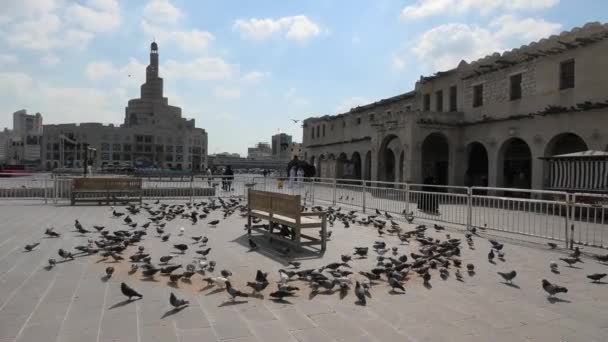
left=23, top=197, right=608, bottom=311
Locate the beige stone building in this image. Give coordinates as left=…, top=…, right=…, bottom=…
left=41, top=42, right=208, bottom=171
left=303, top=22, right=608, bottom=191
left=0, top=110, right=43, bottom=166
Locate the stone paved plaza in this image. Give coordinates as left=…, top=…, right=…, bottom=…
left=0, top=200, right=607, bottom=342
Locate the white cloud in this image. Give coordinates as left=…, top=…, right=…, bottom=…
left=65, top=0, right=120, bottom=33
left=0, top=54, right=18, bottom=65
left=241, top=71, right=268, bottom=83
left=0, top=0, right=60, bottom=23
left=410, top=16, right=561, bottom=71
left=40, top=54, right=60, bottom=66
left=85, top=61, right=117, bottom=80
left=5, top=13, right=94, bottom=51
left=335, top=97, right=370, bottom=113
left=284, top=87, right=310, bottom=106
left=164, top=58, right=237, bottom=81
left=233, top=15, right=321, bottom=41
left=141, top=20, right=214, bottom=52
left=0, top=71, right=34, bottom=94
left=490, top=15, right=562, bottom=42
left=401, top=0, right=559, bottom=19
left=391, top=55, right=406, bottom=71
left=84, top=58, right=147, bottom=88
left=143, top=0, right=182, bottom=24
left=213, top=87, right=241, bottom=100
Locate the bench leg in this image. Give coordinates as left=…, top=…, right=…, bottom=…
left=294, top=227, right=301, bottom=250
left=321, top=215, right=327, bottom=252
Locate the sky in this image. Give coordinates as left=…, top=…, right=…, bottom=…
left=0, top=0, right=607, bottom=156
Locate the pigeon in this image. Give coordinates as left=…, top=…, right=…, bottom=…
left=161, top=234, right=170, bottom=242
left=354, top=281, right=366, bottom=305
left=255, top=270, right=268, bottom=283
left=169, top=273, right=183, bottom=283
left=173, top=244, right=188, bottom=254
left=225, top=281, right=249, bottom=300
left=121, top=282, right=143, bottom=300
left=388, top=277, right=405, bottom=293
left=105, top=266, right=114, bottom=277
left=246, top=281, right=269, bottom=293
left=248, top=238, right=258, bottom=250
left=48, top=258, right=57, bottom=268
left=422, top=271, right=431, bottom=284
left=488, top=249, right=495, bottom=262
left=44, top=227, right=61, bottom=237
left=24, top=243, right=40, bottom=252
left=587, top=273, right=607, bottom=283
left=269, top=289, right=295, bottom=301
left=547, top=242, right=558, bottom=249
left=497, top=270, right=517, bottom=284
left=161, top=265, right=182, bottom=274
left=58, top=248, right=74, bottom=260
left=542, top=279, right=568, bottom=297
left=220, top=269, right=232, bottom=278
left=169, top=292, right=189, bottom=308
left=341, top=254, right=352, bottom=263
left=289, top=261, right=301, bottom=269
left=160, top=255, right=173, bottom=264
left=142, top=268, right=160, bottom=278
left=75, top=220, right=90, bottom=234
left=93, top=225, right=105, bottom=232
left=455, top=269, right=463, bottom=281
left=196, top=248, right=212, bottom=258
left=560, top=257, right=581, bottom=267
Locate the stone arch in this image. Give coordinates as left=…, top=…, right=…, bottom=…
left=364, top=151, right=372, bottom=181
left=337, top=153, right=349, bottom=179
left=351, top=152, right=362, bottom=180
left=544, top=132, right=588, bottom=157
left=497, top=137, right=532, bottom=189
left=421, top=132, right=449, bottom=185
left=465, top=141, right=488, bottom=187
left=378, top=135, right=402, bottom=183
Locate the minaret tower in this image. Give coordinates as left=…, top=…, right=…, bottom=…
left=140, top=41, right=164, bottom=99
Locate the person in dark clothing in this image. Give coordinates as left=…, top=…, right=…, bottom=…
left=419, top=176, right=434, bottom=212
left=223, top=166, right=234, bottom=191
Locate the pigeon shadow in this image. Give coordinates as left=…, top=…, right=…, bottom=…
left=489, top=260, right=496, bottom=265
left=547, top=297, right=571, bottom=304
left=231, top=234, right=323, bottom=262
left=591, top=281, right=608, bottom=285
left=389, top=290, right=406, bottom=295
left=161, top=305, right=188, bottom=319
left=109, top=298, right=140, bottom=310
left=502, top=282, right=520, bottom=289
left=205, top=288, right=225, bottom=296
left=200, top=284, right=215, bottom=292
left=270, top=298, right=294, bottom=304
left=140, top=277, right=159, bottom=282
left=354, top=300, right=367, bottom=306
left=423, top=282, right=432, bottom=290
left=167, top=282, right=179, bottom=288
left=101, top=275, right=112, bottom=282
left=566, top=265, right=583, bottom=269
left=44, top=265, right=55, bottom=271
left=218, top=300, right=248, bottom=307
left=551, top=269, right=561, bottom=274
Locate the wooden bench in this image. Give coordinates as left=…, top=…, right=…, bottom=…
left=247, top=189, right=327, bottom=252
left=71, top=177, right=142, bottom=205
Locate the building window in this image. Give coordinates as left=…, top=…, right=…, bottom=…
left=166, top=155, right=173, bottom=162
left=405, top=105, right=411, bottom=112
left=330, top=123, right=334, bottom=131
left=101, top=143, right=110, bottom=151
left=449, top=86, right=457, bottom=111
left=311, top=127, right=314, bottom=139
left=135, top=145, right=143, bottom=152
left=357, top=117, right=361, bottom=125
left=560, top=59, right=575, bottom=90
left=510, top=73, right=522, bottom=100
left=423, top=94, right=431, bottom=111
left=435, top=90, right=443, bottom=112
left=176, top=146, right=183, bottom=153
left=322, top=124, right=325, bottom=137
left=166, top=145, right=174, bottom=153
left=144, top=145, right=152, bottom=153
left=176, top=155, right=183, bottom=162
left=369, top=114, right=375, bottom=121
left=144, top=136, right=152, bottom=143
left=473, top=84, right=483, bottom=108
left=135, top=135, right=143, bottom=143
left=112, top=153, right=120, bottom=160
left=112, top=144, right=121, bottom=151
left=101, top=153, right=110, bottom=161
left=123, top=144, right=131, bottom=152
left=156, top=145, right=163, bottom=152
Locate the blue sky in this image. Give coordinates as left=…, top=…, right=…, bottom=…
left=1, top=0, right=607, bottom=155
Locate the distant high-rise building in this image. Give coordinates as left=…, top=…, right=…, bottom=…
left=247, top=142, right=272, bottom=160
left=271, top=133, right=292, bottom=161
left=1, top=110, right=43, bottom=166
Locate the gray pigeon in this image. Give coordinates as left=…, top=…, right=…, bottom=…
left=497, top=270, right=517, bottom=284
left=542, top=279, right=568, bottom=297
left=121, top=282, right=143, bottom=300
left=169, top=292, right=189, bottom=308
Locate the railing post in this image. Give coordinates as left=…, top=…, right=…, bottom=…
left=404, top=183, right=409, bottom=216
left=189, top=175, right=194, bottom=204
left=332, top=178, right=337, bottom=205
left=361, top=180, right=366, bottom=213
left=466, top=187, right=472, bottom=231
left=44, top=177, right=48, bottom=204
left=311, top=178, right=316, bottom=206
left=567, top=193, right=573, bottom=249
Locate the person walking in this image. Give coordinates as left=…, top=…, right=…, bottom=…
left=288, top=166, right=296, bottom=189
left=223, top=165, right=234, bottom=191
left=206, top=167, right=212, bottom=186
left=297, top=167, right=305, bottom=186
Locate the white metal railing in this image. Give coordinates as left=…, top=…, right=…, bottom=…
left=1, top=173, right=606, bottom=248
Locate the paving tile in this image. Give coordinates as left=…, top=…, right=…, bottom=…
left=291, top=328, right=336, bottom=342
left=271, top=307, right=315, bottom=331
left=177, top=328, right=218, bottom=342
left=308, top=313, right=366, bottom=341
left=249, top=320, right=297, bottom=342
